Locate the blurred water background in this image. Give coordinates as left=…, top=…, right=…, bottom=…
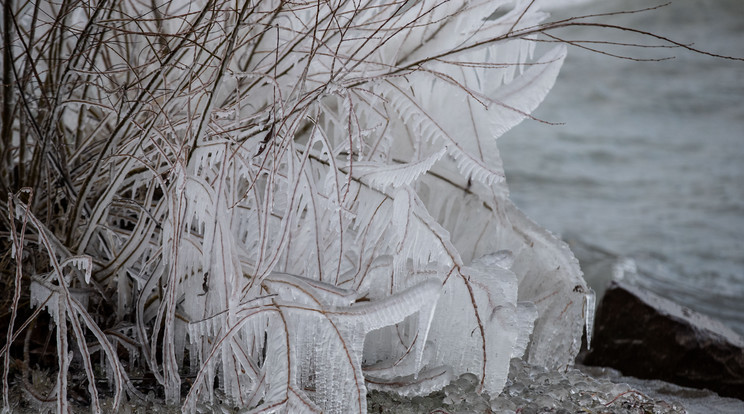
left=501, top=0, right=744, bottom=335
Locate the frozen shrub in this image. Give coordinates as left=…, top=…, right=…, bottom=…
left=4, top=0, right=734, bottom=412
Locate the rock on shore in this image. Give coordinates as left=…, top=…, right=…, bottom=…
left=583, top=280, right=744, bottom=400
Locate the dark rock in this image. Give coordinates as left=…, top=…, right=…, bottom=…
left=583, top=280, right=744, bottom=400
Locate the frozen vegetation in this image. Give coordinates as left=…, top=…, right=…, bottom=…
left=1, top=0, right=736, bottom=413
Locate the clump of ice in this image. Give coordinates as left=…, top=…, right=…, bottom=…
left=493, top=359, right=685, bottom=414
left=368, top=359, right=687, bottom=414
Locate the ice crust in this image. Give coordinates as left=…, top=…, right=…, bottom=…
left=368, top=359, right=693, bottom=414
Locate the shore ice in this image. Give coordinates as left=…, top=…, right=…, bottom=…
left=367, top=359, right=744, bottom=414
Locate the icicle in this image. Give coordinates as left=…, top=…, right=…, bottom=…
left=512, top=302, right=538, bottom=359
left=583, top=289, right=596, bottom=350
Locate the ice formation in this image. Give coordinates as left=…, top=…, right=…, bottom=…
left=368, top=359, right=691, bottom=414
left=4, top=0, right=592, bottom=412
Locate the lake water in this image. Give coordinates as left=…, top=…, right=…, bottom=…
left=500, top=0, right=744, bottom=335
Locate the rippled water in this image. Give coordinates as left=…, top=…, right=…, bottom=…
left=500, top=0, right=744, bottom=334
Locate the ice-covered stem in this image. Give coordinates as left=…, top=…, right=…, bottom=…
left=2, top=191, right=29, bottom=413
left=1, top=0, right=13, bottom=193
left=11, top=194, right=131, bottom=413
